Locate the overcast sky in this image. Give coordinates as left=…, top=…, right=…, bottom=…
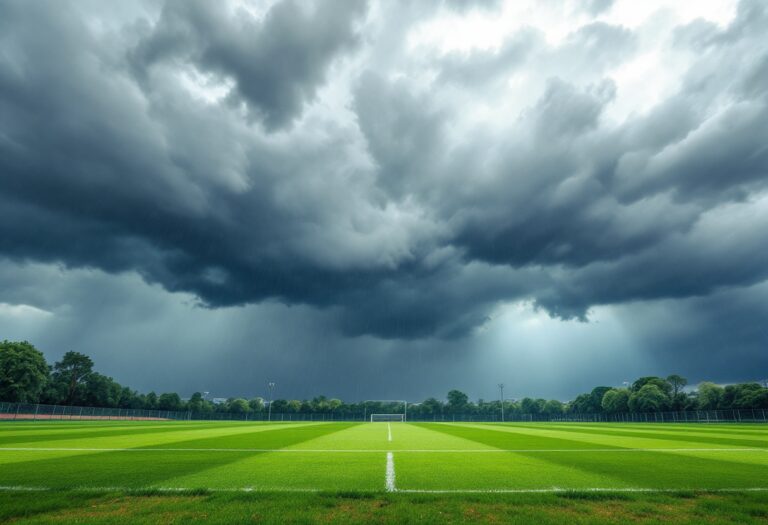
left=1, top=0, right=767, bottom=402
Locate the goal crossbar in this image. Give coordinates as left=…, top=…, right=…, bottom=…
left=370, top=413, right=405, bottom=422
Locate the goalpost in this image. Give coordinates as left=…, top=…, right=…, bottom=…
left=370, top=413, right=405, bottom=422
left=364, top=400, right=407, bottom=422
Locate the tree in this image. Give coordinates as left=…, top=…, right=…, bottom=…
left=520, top=397, right=541, bottom=414
left=601, top=388, right=630, bottom=413
left=82, top=373, right=122, bottom=407
left=543, top=399, right=564, bottom=415
left=697, top=382, right=724, bottom=410
left=666, top=375, right=688, bottom=409
left=722, top=383, right=766, bottom=409
left=422, top=397, right=443, bottom=415
left=0, top=340, right=50, bottom=403
left=157, top=392, right=182, bottom=411
left=628, top=384, right=669, bottom=412
left=631, top=377, right=672, bottom=397
left=446, top=390, right=469, bottom=412
left=0, top=341, right=49, bottom=403
left=51, top=351, right=93, bottom=405
left=145, top=391, right=158, bottom=410
left=567, top=393, right=592, bottom=413
left=248, top=397, right=265, bottom=413
left=589, top=387, right=612, bottom=413
left=228, top=398, right=250, bottom=414
left=187, top=392, right=205, bottom=413
left=271, top=399, right=289, bottom=413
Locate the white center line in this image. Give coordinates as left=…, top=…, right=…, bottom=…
left=387, top=422, right=392, bottom=442
left=385, top=452, right=396, bottom=492
left=0, top=447, right=764, bottom=453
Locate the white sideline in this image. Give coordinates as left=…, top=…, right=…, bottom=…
left=0, top=485, right=766, bottom=494
left=0, top=447, right=764, bottom=453
left=385, top=452, right=396, bottom=492
left=387, top=423, right=392, bottom=442
left=395, top=487, right=768, bottom=494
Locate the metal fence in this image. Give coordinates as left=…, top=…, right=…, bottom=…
left=1, top=401, right=766, bottom=423
left=404, top=409, right=768, bottom=423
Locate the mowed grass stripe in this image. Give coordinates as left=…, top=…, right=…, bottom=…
left=468, top=422, right=767, bottom=450
left=0, top=423, right=363, bottom=489
left=415, top=423, right=627, bottom=450
left=515, top=422, right=768, bottom=438
left=495, top=423, right=768, bottom=448
left=415, top=424, right=767, bottom=491
left=1, top=421, right=766, bottom=493
left=0, top=423, right=319, bottom=448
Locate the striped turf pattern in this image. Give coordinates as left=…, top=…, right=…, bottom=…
left=0, top=421, right=765, bottom=493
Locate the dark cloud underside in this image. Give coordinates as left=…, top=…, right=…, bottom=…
left=1, top=0, right=767, bottom=397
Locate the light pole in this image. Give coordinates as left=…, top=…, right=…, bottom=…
left=267, top=381, right=276, bottom=422
left=498, top=383, right=505, bottom=422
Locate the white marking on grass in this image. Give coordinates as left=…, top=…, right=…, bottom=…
left=387, top=423, right=392, bottom=442
left=395, top=487, right=768, bottom=494
left=0, top=447, right=764, bottom=453
left=385, top=452, right=396, bottom=492
left=0, top=485, right=321, bottom=493
left=0, top=485, right=766, bottom=494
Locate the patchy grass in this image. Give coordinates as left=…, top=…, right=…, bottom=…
left=1, top=490, right=767, bottom=524
left=0, top=421, right=766, bottom=522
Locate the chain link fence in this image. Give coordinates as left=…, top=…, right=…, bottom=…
left=1, top=402, right=766, bottom=423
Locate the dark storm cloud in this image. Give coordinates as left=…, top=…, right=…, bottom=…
left=1, top=0, right=768, bottom=352
left=132, top=0, right=368, bottom=130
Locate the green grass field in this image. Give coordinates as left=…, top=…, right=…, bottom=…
left=1, top=421, right=766, bottom=523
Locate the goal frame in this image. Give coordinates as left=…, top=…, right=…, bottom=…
left=364, top=400, right=408, bottom=422
left=370, top=413, right=405, bottom=422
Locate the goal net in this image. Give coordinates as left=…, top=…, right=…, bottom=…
left=370, top=413, right=405, bottom=422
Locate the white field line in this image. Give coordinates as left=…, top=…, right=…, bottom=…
left=395, top=487, right=768, bottom=494
left=385, top=452, right=396, bottom=492
left=388, top=423, right=392, bottom=442
left=0, top=447, right=764, bottom=453
left=0, top=485, right=320, bottom=493
left=0, top=485, right=767, bottom=495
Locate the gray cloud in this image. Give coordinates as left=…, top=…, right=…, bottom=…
left=0, top=0, right=767, bottom=396
left=132, top=0, right=368, bottom=130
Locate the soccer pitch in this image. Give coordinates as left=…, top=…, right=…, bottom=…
left=1, top=421, right=766, bottom=493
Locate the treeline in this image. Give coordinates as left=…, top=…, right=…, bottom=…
left=1, top=341, right=767, bottom=415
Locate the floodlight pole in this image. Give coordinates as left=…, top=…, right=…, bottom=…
left=498, top=383, right=505, bottom=422
left=267, top=381, right=276, bottom=422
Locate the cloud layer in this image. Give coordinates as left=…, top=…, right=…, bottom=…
left=1, top=0, right=767, bottom=396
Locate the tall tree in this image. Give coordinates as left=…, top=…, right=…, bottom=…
left=628, top=384, right=669, bottom=412
left=631, top=376, right=673, bottom=397
left=601, top=388, right=630, bottom=413
left=666, top=374, right=688, bottom=409
left=542, top=399, right=564, bottom=415
left=446, top=390, right=469, bottom=412
left=0, top=340, right=50, bottom=402
left=157, top=392, right=182, bottom=411
left=697, top=382, right=724, bottom=410
left=589, top=386, right=612, bottom=412
left=51, top=351, right=93, bottom=405
left=421, top=397, right=443, bottom=415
